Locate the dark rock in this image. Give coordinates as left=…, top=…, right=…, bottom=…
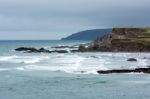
left=39, top=48, right=51, bottom=53
left=51, top=46, right=78, bottom=49
left=15, top=47, right=38, bottom=52
left=127, top=58, right=137, bottom=61
left=97, top=69, right=134, bottom=74
left=70, top=50, right=79, bottom=53
left=79, top=44, right=87, bottom=52
left=15, top=47, right=69, bottom=53
left=97, top=67, right=150, bottom=74
left=39, top=48, right=45, bottom=51
left=53, top=50, right=68, bottom=53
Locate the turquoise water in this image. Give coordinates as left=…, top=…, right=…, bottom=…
left=0, top=40, right=150, bottom=99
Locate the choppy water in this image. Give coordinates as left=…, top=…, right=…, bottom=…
left=0, top=40, right=150, bottom=99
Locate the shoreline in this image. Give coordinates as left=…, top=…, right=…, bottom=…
left=15, top=46, right=150, bottom=54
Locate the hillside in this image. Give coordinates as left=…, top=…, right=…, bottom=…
left=79, top=28, right=150, bottom=52
left=61, top=29, right=112, bottom=40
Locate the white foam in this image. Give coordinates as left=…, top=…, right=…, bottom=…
left=16, top=67, right=25, bottom=71
left=12, top=54, right=108, bottom=74
left=137, top=59, right=148, bottom=66
left=0, top=55, right=18, bottom=61
left=0, top=56, right=49, bottom=64
left=1, top=52, right=150, bottom=75
left=21, top=65, right=96, bottom=74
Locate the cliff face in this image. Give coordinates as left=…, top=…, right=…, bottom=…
left=79, top=28, right=150, bottom=52
left=112, top=28, right=148, bottom=39
left=112, top=28, right=146, bottom=35
left=94, top=34, right=113, bottom=46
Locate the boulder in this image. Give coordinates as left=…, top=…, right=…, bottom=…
left=127, top=58, right=137, bottom=61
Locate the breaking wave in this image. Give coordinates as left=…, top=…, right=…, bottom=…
left=0, top=55, right=49, bottom=64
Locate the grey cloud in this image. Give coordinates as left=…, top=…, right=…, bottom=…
left=0, top=0, right=150, bottom=39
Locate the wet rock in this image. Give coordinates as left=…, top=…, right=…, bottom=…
left=70, top=50, right=80, bottom=53
left=15, top=47, right=69, bottom=53
left=97, top=67, right=150, bottom=74
left=79, top=44, right=87, bottom=52
left=97, top=69, right=134, bottom=74
left=15, top=47, right=38, bottom=52
left=53, top=50, right=68, bottom=53
left=127, top=58, right=137, bottom=61
left=39, top=48, right=51, bottom=53
left=51, top=45, right=78, bottom=49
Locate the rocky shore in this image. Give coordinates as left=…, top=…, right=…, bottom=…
left=15, top=47, right=79, bottom=53
left=15, top=47, right=150, bottom=75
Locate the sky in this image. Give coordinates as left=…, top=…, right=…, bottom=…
left=0, top=0, right=150, bottom=40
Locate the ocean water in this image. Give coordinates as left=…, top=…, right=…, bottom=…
left=0, top=40, right=150, bottom=99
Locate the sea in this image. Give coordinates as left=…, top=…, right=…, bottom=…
left=0, top=40, right=150, bottom=99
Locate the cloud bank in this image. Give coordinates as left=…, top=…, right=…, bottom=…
left=0, top=0, right=150, bottom=39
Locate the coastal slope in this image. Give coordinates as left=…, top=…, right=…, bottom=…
left=61, top=29, right=112, bottom=40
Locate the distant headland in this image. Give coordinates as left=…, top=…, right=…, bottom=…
left=61, top=29, right=112, bottom=41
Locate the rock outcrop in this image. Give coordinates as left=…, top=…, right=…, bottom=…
left=79, top=28, right=150, bottom=52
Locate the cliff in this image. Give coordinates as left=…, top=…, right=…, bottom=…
left=79, top=28, right=150, bottom=52
left=61, top=29, right=112, bottom=40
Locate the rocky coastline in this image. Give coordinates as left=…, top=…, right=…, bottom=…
left=14, top=28, right=150, bottom=74
left=15, top=28, right=150, bottom=53
left=15, top=46, right=150, bottom=74
left=78, top=28, right=150, bottom=52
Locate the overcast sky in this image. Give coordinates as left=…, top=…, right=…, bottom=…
left=0, top=0, right=150, bottom=40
